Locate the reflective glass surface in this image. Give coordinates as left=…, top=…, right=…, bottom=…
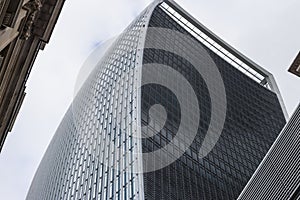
left=141, top=7, right=286, bottom=200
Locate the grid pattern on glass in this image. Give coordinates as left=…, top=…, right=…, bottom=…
left=25, top=4, right=156, bottom=199
left=159, top=2, right=270, bottom=88
left=141, top=7, right=286, bottom=200
left=25, top=1, right=287, bottom=200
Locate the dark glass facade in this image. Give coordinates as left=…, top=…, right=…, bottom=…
left=141, top=6, right=286, bottom=200
left=26, top=1, right=286, bottom=200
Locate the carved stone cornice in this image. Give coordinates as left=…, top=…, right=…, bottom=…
left=20, top=0, right=42, bottom=40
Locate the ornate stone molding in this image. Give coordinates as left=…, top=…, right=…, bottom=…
left=20, top=0, right=42, bottom=40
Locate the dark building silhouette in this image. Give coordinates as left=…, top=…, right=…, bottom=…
left=288, top=51, right=300, bottom=77
left=26, top=1, right=287, bottom=199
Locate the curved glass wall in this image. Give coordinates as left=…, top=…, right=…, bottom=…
left=26, top=1, right=286, bottom=200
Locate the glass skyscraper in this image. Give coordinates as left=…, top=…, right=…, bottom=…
left=26, top=1, right=287, bottom=199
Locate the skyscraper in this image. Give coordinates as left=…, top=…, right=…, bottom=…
left=26, top=1, right=287, bottom=199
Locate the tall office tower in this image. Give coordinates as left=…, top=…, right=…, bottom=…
left=26, top=1, right=287, bottom=199
left=238, top=103, right=300, bottom=200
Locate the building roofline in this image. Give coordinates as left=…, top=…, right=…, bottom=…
left=164, top=0, right=271, bottom=77
left=161, top=0, right=288, bottom=119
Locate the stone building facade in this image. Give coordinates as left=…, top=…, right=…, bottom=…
left=0, top=0, right=65, bottom=152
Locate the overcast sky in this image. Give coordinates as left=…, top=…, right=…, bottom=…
left=0, top=0, right=299, bottom=199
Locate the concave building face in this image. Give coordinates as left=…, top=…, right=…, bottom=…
left=26, top=1, right=287, bottom=200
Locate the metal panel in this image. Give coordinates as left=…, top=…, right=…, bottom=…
left=238, top=104, right=300, bottom=200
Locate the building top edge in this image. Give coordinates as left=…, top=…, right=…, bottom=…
left=163, top=0, right=272, bottom=78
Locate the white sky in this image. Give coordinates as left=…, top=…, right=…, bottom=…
left=0, top=0, right=299, bottom=199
